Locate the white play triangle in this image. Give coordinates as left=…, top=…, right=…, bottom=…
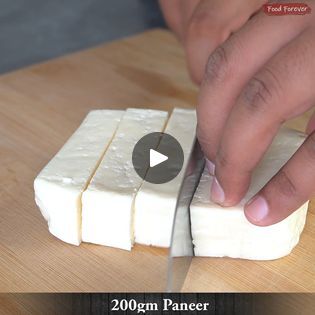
left=149, top=149, right=168, bottom=167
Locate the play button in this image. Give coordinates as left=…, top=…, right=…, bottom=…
left=132, top=132, right=184, bottom=184
left=150, top=149, right=168, bottom=167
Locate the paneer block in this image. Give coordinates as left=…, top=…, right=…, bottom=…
left=134, top=108, right=197, bottom=247
left=81, top=108, right=168, bottom=250
left=191, top=128, right=309, bottom=260
left=34, top=110, right=123, bottom=245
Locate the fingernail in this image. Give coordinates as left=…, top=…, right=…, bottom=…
left=245, top=196, right=269, bottom=222
left=211, top=177, right=225, bottom=204
left=205, top=158, right=215, bottom=175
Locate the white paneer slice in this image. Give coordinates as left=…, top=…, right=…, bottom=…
left=191, top=127, right=309, bottom=260
left=34, top=110, right=123, bottom=245
left=134, top=108, right=197, bottom=247
left=82, top=108, right=168, bottom=250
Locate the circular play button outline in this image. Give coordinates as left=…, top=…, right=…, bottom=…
left=132, top=132, right=184, bottom=184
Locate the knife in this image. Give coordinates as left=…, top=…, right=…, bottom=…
left=166, top=139, right=205, bottom=292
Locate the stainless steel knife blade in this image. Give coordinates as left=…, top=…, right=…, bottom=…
left=167, top=139, right=205, bottom=292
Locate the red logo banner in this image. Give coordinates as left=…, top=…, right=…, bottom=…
left=263, top=3, right=311, bottom=15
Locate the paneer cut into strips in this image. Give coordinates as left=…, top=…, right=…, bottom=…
left=34, top=110, right=123, bottom=245
left=82, top=108, right=168, bottom=250
left=134, top=108, right=197, bottom=247
left=191, top=127, right=309, bottom=260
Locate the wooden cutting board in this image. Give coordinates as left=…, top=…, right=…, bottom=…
left=0, top=29, right=314, bottom=292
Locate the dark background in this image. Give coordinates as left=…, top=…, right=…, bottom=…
left=72, top=293, right=252, bottom=314
left=4, top=293, right=312, bottom=314
left=0, top=293, right=254, bottom=315
left=0, top=0, right=165, bottom=74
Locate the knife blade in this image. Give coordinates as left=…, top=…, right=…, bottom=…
left=166, top=139, right=205, bottom=292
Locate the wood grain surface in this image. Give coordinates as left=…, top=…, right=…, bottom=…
left=0, top=29, right=314, bottom=292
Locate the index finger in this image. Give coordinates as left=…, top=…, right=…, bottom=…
left=197, top=8, right=308, bottom=164
left=212, top=29, right=315, bottom=206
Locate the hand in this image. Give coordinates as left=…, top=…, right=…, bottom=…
left=159, top=0, right=265, bottom=83
left=196, top=1, right=315, bottom=226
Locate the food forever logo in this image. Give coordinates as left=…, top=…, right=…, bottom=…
left=263, top=2, right=311, bottom=15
